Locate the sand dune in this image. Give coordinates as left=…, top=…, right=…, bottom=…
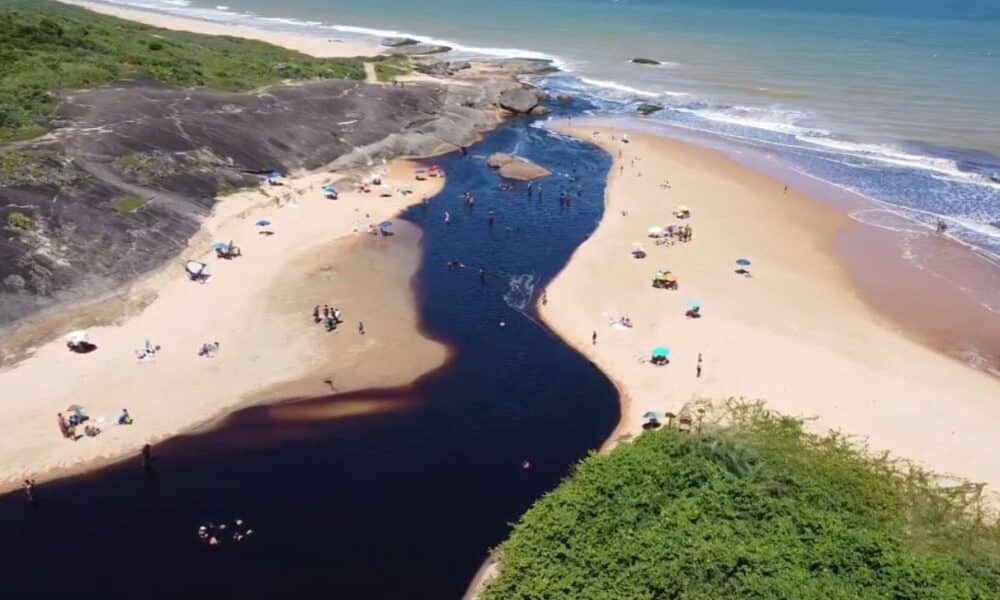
left=541, top=127, right=1000, bottom=491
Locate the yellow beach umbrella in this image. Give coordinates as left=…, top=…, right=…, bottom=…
left=675, top=204, right=690, bottom=212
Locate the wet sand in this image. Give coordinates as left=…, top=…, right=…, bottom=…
left=0, top=161, right=448, bottom=493
left=541, top=127, right=1000, bottom=491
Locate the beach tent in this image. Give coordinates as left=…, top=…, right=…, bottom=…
left=652, top=347, right=671, bottom=359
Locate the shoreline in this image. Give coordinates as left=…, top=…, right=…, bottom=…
left=58, top=0, right=381, bottom=58
left=540, top=126, right=1000, bottom=493
left=0, top=160, right=449, bottom=494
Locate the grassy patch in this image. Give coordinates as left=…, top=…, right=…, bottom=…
left=483, top=402, right=1000, bottom=599
left=373, top=56, right=412, bottom=83
left=0, top=0, right=365, bottom=141
left=6, top=211, right=34, bottom=230
left=112, top=196, right=146, bottom=214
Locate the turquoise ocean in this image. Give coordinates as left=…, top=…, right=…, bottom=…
left=95, top=0, right=1000, bottom=300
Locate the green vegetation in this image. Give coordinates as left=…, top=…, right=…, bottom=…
left=373, top=56, right=412, bottom=83
left=0, top=0, right=365, bottom=140
left=6, top=211, right=34, bottom=230
left=111, top=196, right=145, bottom=214
left=113, top=153, right=153, bottom=173
left=483, top=403, right=1000, bottom=599
left=637, top=103, right=663, bottom=116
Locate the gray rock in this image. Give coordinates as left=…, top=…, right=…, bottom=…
left=631, top=57, right=661, bottom=65
left=487, top=153, right=550, bottom=181
left=529, top=105, right=552, bottom=117
left=556, top=94, right=574, bottom=105
left=498, top=87, right=539, bottom=113
left=389, top=44, right=452, bottom=56
left=381, top=37, right=419, bottom=48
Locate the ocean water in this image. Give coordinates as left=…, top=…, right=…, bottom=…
left=92, top=0, right=1000, bottom=273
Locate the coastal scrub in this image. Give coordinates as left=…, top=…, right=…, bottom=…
left=0, top=0, right=365, bottom=140
left=483, top=403, right=1000, bottom=599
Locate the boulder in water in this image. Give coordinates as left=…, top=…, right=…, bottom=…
left=631, top=57, right=661, bottom=65
left=529, top=105, right=552, bottom=117
left=556, top=94, right=574, bottom=105
left=498, top=87, right=540, bottom=114
left=637, top=103, right=663, bottom=116
left=381, top=37, right=419, bottom=48
left=487, top=153, right=550, bottom=180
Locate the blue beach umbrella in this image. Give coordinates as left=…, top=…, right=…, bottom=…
left=687, top=299, right=701, bottom=309
left=652, top=347, right=670, bottom=359
left=255, top=220, right=271, bottom=227
left=379, top=221, right=393, bottom=228
left=736, top=258, right=751, bottom=267
left=212, top=242, right=230, bottom=252
left=643, top=411, right=660, bottom=421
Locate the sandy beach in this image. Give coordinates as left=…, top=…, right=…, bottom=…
left=59, top=0, right=379, bottom=58
left=0, top=160, right=448, bottom=492
left=541, top=127, right=1000, bottom=491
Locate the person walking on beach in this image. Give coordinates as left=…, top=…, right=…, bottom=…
left=313, top=305, right=320, bottom=323
left=592, top=330, right=597, bottom=345
left=358, top=321, right=365, bottom=335
left=141, top=443, right=152, bottom=472
left=322, top=305, right=330, bottom=320
left=541, top=290, right=548, bottom=305
left=696, top=353, right=703, bottom=378
left=24, top=479, right=37, bottom=508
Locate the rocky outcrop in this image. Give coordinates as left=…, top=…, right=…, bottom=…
left=498, top=87, right=540, bottom=114
left=1, top=62, right=537, bottom=330
left=388, top=43, right=452, bottom=56
left=631, top=57, right=661, bottom=65
left=381, top=37, right=419, bottom=48
left=486, top=153, right=550, bottom=181
left=529, top=105, right=552, bottom=117
left=556, top=94, right=574, bottom=105
left=637, top=103, right=663, bottom=116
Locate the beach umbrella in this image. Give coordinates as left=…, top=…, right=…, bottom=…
left=65, top=331, right=89, bottom=345
left=647, top=226, right=664, bottom=237
left=688, top=299, right=701, bottom=309
left=185, top=261, right=206, bottom=276
left=664, top=273, right=678, bottom=282
left=652, top=347, right=670, bottom=359
left=65, top=404, right=85, bottom=414
left=643, top=411, right=660, bottom=421
left=212, top=242, right=230, bottom=252
left=255, top=220, right=271, bottom=227
left=379, top=221, right=393, bottom=228
left=676, top=204, right=690, bottom=212
left=736, top=258, right=752, bottom=267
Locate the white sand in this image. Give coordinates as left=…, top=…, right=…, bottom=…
left=541, top=128, right=1000, bottom=491
left=0, top=161, right=449, bottom=491
left=59, top=1, right=380, bottom=58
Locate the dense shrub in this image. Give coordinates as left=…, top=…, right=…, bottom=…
left=483, top=404, right=1000, bottom=599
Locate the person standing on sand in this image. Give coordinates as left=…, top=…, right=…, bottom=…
left=141, top=443, right=152, bottom=472
left=24, top=479, right=37, bottom=508
left=313, top=305, right=320, bottom=323
left=592, top=330, right=597, bottom=345
left=697, top=353, right=703, bottom=378
left=358, top=321, right=365, bottom=335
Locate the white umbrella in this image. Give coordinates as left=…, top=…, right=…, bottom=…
left=647, top=226, right=664, bottom=237
left=185, top=261, right=206, bottom=276
left=65, top=330, right=89, bottom=345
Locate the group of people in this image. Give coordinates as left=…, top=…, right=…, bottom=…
left=198, top=341, right=221, bottom=357
left=56, top=407, right=132, bottom=440
left=313, top=305, right=343, bottom=332
left=197, top=518, right=254, bottom=546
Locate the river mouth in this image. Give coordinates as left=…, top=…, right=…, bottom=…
left=0, top=113, right=619, bottom=597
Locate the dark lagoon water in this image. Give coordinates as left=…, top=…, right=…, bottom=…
left=0, top=114, right=617, bottom=597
